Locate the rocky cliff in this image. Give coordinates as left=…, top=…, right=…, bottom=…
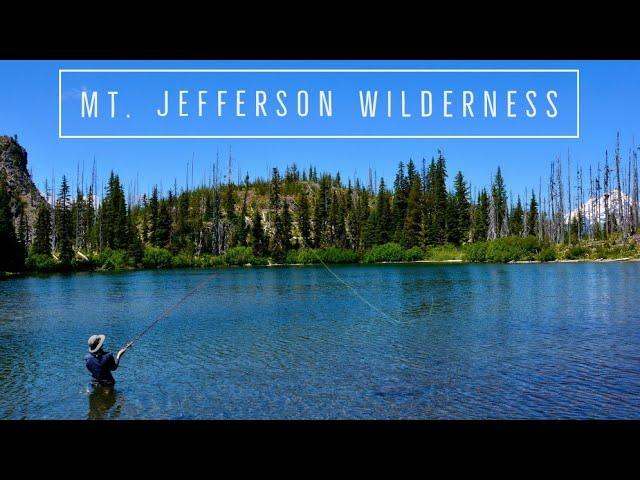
left=0, top=136, right=47, bottom=227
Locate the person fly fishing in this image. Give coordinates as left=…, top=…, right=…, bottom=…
left=85, top=335, right=131, bottom=387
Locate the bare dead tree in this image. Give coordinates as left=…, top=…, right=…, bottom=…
left=487, top=185, right=497, bottom=240
left=604, top=151, right=611, bottom=237
left=615, top=132, right=625, bottom=237
left=589, top=165, right=594, bottom=239
left=567, top=152, right=572, bottom=245
left=633, top=146, right=639, bottom=233
left=523, top=187, right=528, bottom=237
left=537, top=178, right=542, bottom=240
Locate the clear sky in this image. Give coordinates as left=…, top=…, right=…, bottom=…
left=0, top=60, right=638, bottom=201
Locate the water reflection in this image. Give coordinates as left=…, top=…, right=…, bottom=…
left=87, top=386, right=125, bottom=420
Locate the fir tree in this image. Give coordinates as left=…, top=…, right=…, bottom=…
left=392, top=161, right=408, bottom=241
left=471, top=189, right=489, bottom=242
left=155, top=200, right=171, bottom=248
left=375, top=178, right=392, bottom=244
left=176, top=193, right=191, bottom=253
left=447, top=171, right=471, bottom=245
left=32, top=202, right=52, bottom=256
left=102, top=172, right=127, bottom=250
left=281, top=198, right=292, bottom=251
left=250, top=205, right=268, bottom=257
left=402, top=175, right=422, bottom=248
left=509, top=196, right=525, bottom=236
left=236, top=175, right=250, bottom=247
left=55, top=175, right=74, bottom=267
left=297, top=190, right=312, bottom=248
left=0, top=173, right=23, bottom=271
left=17, top=206, right=29, bottom=261
left=432, top=152, right=449, bottom=244
left=149, top=186, right=159, bottom=246
left=492, top=167, right=508, bottom=238
left=526, top=191, right=538, bottom=236
left=126, top=208, right=144, bottom=264
left=313, top=175, right=330, bottom=247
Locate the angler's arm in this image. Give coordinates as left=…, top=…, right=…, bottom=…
left=115, top=342, right=132, bottom=366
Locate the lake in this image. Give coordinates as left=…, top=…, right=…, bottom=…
left=1, top=263, right=639, bottom=419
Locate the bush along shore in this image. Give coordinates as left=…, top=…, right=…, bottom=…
left=17, top=236, right=640, bottom=274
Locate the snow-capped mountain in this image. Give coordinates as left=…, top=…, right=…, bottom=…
left=566, top=189, right=635, bottom=227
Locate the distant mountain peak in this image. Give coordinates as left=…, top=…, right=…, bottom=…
left=567, top=189, right=635, bottom=227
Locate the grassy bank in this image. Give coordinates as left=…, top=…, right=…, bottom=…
left=15, top=236, right=640, bottom=275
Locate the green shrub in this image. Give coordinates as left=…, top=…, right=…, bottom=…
left=564, top=245, right=588, bottom=260
left=403, top=246, right=425, bottom=261
left=142, top=246, right=174, bottom=269
left=91, top=249, right=132, bottom=270
left=223, top=246, right=258, bottom=265
left=25, top=253, right=59, bottom=272
left=424, top=244, right=461, bottom=261
left=536, top=246, right=557, bottom=262
left=287, top=247, right=359, bottom=264
left=589, top=242, right=636, bottom=259
left=463, top=242, right=488, bottom=262
left=363, top=243, right=406, bottom=263
left=71, top=256, right=95, bottom=271
left=171, top=253, right=194, bottom=268
left=464, top=236, right=541, bottom=263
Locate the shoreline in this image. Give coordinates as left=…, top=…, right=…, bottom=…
left=4, top=255, right=640, bottom=279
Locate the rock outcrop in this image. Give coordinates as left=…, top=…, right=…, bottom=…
left=0, top=135, right=47, bottom=226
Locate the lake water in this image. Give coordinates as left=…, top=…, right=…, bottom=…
left=1, top=263, right=639, bottom=419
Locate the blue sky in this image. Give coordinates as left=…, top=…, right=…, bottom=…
left=0, top=60, right=638, bottom=201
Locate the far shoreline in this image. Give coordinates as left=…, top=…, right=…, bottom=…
left=4, top=255, right=640, bottom=280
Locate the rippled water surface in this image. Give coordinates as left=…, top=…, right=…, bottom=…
left=1, top=263, right=639, bottom=419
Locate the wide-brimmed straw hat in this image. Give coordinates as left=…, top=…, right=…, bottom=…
left=88, top=334, right=106, bottom=353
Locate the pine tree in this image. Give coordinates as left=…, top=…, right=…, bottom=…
left=56, top=175, right=74, bottom=267
left=433, top=152, right=449, bottom=244
left=492, top=167, right=508, bottom=238
left=447, top=171, right=471, bottom=245
left=509, top=196, right=524, bottom=236
left=126, top=208, right=144, bottom=264
left=375, top=178, right=392, bottom=244
left=17, top=207, right=29, bottom=261
left=176, top=193, right=191, bottom=253
left=149, top=186, right=159, bottom=246
left=402, top=175, right=422, bottom=247
left=102, top=172, right=127, bottom=250
left=313, top=175, right=330, bottom=247
left=392, top=161, right=408, bottom=242
left=236, top=175, right=250, bottom=247
left=281, top=198, right=292, bottom=251
left=250, top=205, right=268, bottom=257
left=140, top=194, right=149, bottom=245
left=297, top=190, right=312, bottom=248
left=526, top=192, right=538, bottom=236
left=224, top=184, right=236, bottom=247
left=471, top=189, right=489, bottom=242
left=32, top=202, right=52, bottom=256
left=84, top=184, right=96, bottom=251
left=155, top=200, right=171, bottom=248
left=0, top=173, right=23, bottom=271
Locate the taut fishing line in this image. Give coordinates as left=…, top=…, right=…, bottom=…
left=289, top=194, right=434, bottom=326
